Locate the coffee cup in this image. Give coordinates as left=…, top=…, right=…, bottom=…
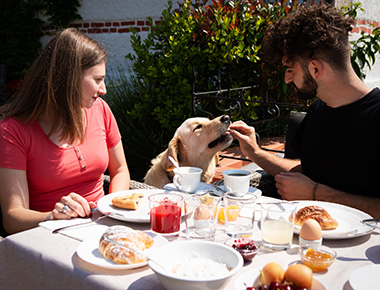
left=173, top=167, right=203, bottom=193
left=222, top=169, right=252, bottom=196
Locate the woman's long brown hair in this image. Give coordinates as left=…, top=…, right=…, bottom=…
left=0, top=28, right=107, bottom=144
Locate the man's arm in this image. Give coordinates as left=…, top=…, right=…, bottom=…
left=275, top=172, right=380, bottom=219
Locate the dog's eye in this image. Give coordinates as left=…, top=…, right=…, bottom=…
left=193, top=124, right=202, bottom=131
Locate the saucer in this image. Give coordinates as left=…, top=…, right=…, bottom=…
left=163, top=182, right=214, bottom=193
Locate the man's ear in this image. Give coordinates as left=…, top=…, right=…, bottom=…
left=308, top=59, right=323, bottom=79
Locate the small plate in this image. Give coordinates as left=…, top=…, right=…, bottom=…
left=76, top=231, right=168, bottom=269
left=234, top=268, right=328, bottom=290
left=349, top=264, right=380, bottom=290
left=97, top=189, right=187, bottom=223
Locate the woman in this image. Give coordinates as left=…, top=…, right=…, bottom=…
left=0, top=28, right=130, bottom=234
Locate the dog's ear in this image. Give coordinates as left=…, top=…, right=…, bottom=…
left=163, top=135, right=186, bottom=171
left=214, top=153, right=220, bottom=166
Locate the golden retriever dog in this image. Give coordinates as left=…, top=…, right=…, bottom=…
left=144, top=115, right=233, bottom=188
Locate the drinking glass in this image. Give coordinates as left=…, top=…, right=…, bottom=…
left=260, top=202, right=296, bottom=250
left=148, top=193, right=183, bottom=237
left=184, top=195, right=220, bottom=240
left=223, top=192, right=258, bottom=238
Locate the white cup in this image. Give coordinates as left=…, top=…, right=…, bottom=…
left=222, top=169, right=252, bottom=196
left=173, top=167, right=203, bottom=193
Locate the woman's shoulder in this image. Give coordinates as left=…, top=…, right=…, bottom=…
left=0, top=117, right=27, bottom=130
left=92, top=97, right=112, bottom=113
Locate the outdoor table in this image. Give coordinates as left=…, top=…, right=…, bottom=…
left=0, top=195, right=379, bottom=290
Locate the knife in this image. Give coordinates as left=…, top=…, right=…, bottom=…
left=52, top=211, right=124, bottom=234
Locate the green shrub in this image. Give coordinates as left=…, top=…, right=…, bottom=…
left=0, top=0, right=81, bottom=82
left=126, top=0, right=295, bottom=136
left=106, top=67, right=169, bottom=181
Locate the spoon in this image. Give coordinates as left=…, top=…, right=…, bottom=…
left=168, top=156, right=180, bottom=170
left=103, top=235, right=167, bottom=273
left=361, top=219, right=380, bottom=229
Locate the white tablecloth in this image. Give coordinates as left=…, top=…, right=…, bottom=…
left=1, top=196, right=380, bottom=290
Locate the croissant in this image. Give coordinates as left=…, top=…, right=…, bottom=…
left=292, top=206, right=338, bottom=230
left=99, top=226, right=154, bottom=264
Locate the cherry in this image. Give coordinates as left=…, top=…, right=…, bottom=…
left=268, top=282, right=282, bottom=290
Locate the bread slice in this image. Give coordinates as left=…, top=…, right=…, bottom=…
left=111, top=193, right=144, bottom=210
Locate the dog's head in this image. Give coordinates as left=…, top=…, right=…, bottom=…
left=166, top=115, right=233, bottom=168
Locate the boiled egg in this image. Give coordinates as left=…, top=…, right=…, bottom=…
left=194, top=205, right=211, bottom=220
left=193, top=205, right=211, bottom=228
left=300, top=219, right=322, bottom=240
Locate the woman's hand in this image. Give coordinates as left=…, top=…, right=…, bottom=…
left=52, top=192, right=97, bottom=220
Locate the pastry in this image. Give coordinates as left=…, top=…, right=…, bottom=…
left=99, top=226, right=154, bottom=264
left=111, top=193, right=144, bottom=210
left=291, top=205, right=338, bottom=230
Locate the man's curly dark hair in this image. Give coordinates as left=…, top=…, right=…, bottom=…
left=262, top=4, right=355, bottom=71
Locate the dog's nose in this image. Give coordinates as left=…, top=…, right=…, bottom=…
left=220, top=115, right=230, bottom=123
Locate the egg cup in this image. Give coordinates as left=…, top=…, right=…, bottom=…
left=299, top=245, right=337, bottom=272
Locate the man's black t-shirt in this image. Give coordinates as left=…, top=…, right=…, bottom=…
left=293, top=88, right=380, bottom=198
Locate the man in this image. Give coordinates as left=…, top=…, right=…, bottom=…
left=230, top=4, right=380, bottom=219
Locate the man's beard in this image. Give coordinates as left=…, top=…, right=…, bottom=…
left=291, top=70, right=318, bottom=100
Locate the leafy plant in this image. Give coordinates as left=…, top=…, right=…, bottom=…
left=0, top=0, right=81, bottom=82
left=126, top=0, right=295, bottom=137
left=341, top=3, right=380, bottom=79
left=106, top=67, right=168, bottom=181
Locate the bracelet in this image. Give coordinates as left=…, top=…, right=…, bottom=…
left=45, top=212, right=53, bottom=222
left=312, top=183, right=319, bottom=200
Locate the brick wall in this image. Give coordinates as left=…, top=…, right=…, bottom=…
left=352, top=19, right=380, bottom=34
left=41, top=20, right=162, bottom=36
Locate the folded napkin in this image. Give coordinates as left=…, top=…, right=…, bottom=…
left=39, top=211, right=118, bottom=241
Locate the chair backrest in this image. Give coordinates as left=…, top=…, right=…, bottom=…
left=284, top=111, right=306, bottom=159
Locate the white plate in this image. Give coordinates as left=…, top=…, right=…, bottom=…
left=349, top=264, right=380, bottom=290
left=76, top=231, right=168, bottom=269
left=97, top=189, right=188, bottom=223
left=234, top=268, right=328, bottom=290
left=293, top=201, right=374, bottom=239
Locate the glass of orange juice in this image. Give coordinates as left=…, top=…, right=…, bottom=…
left=260, top=202, right=296, bottom=250
left=223, top=192, right=258, bottom=238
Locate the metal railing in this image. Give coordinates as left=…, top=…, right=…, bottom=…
left=191, top=69, right=308, bottom=156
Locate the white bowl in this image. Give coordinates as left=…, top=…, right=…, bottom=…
left=148, top=240, right=244, bottom=290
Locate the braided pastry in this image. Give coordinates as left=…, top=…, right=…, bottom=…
left=99, top=226, right=154, bottom=264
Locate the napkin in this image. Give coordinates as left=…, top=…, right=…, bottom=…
left=39, top=211, right=117, bottom=241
